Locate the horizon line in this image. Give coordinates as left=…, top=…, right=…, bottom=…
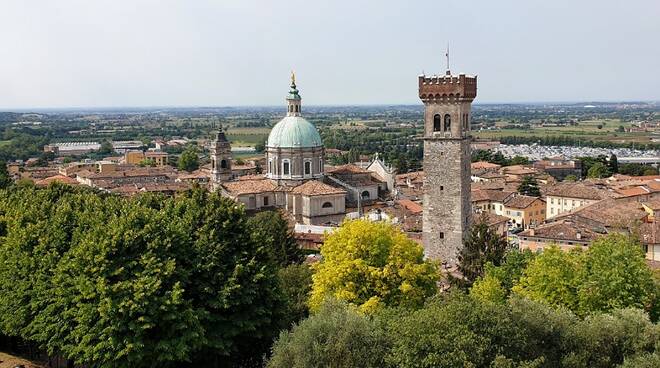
left=1, top=100, right=658, bottom=113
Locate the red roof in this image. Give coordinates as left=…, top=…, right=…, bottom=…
left=397, top=199, right=423, bottom=214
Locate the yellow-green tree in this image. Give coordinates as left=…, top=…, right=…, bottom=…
left=309, top=220, right=439, bottom=313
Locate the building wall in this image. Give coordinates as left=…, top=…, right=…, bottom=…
left=266, top=146, right=324, bottom=185
left=504, top=200, right=546, bottom=229
left=304, top=194, right=346, bottom=218
left=519, top=237, right=589, bottom=252
left=423, top=137, right=472, bottom=263
left=546, top=195, right=597, bottom=218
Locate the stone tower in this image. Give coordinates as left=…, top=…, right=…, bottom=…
left=210, top=127, right=232, bottom=190
left=419, top=67, right=477, bottom=264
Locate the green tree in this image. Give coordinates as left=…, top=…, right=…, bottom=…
left=471, top=250, right=536, bottom=303
left=385, top=294, right=537, bottom=368
left=512, top=246, right=582, bottom=311
left=608, top=154, right=619, bottom=174
left=517, top=176, right=541, bottom=197
left=277, top=264, right=313, bottom=328
left=0, top=160, right=11, bottom=189
left=247, top=210, right=303, bottom=266
left=268, top=300, right=388, bottom=368
left=98, top=139, right=113, bottom=155
left=309, top=220, right=439, bottom=313
left=587, top=162, right=611, bottom=178
left=454, top=216, right=509, bottom=289
left=254, top=141, right=266, bottom=153
left=510, top=156, right=530, bottom=165
left=576, top=233, right=655, bottom=315
left=563, top=174, right=578, bottom=182
left=178, top=146, right=199, bottom=172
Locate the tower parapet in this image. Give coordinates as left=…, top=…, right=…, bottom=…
left=418, top=73, right=477, bottom=102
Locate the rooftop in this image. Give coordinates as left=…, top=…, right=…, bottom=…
left=291, top=180, right=346, bottom=196
left=222, top=179, right=278, bottom=196
left=504, top=195, right=543, bottom=209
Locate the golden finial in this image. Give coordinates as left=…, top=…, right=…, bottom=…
left=290, top=70, right=296, bottom=86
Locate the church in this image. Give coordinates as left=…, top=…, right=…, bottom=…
left=210, top=73, right=390, bottom=225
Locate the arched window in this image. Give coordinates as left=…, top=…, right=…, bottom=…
left=220, top=159, right=227, bottom=169
left=433, top=114, right=441, bottom=132
left=268, top=159, right=272, bottom=174
left=283, top=160, right=290, bottom=175
left=444, top=114, right=451, bottom=132
left=322, top=202, right=333, bottom=208
left=304, top=161, right=311, bottom=175
left=361, top=190, right=370, bottom=199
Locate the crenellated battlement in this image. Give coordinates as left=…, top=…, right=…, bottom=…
left=418, top=73, right=477, bottom=102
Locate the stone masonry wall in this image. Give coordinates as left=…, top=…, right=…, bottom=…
left=422, top=137, right=472, bottom=264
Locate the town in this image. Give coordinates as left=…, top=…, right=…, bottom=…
left=1, top=1, right=659, bottom=367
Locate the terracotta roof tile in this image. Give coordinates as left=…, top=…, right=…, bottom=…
left=396, top=199, right=423, bottom=214
left=291, top=180, right=346, bottom=196
left=222, top=179, right=278, bottom=196
left=546, top=182, right=614, bottom=200
left=505, top=195, right=543, bottom=209
left=519, top=220, right=599, bottom=242
left=327, top=164, right=370, bottom=175
left=471, top=189, right=515, bottom=203
left=35, top=174, right=79, bottom=186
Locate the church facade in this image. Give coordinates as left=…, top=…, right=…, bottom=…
left=212, top=74, right=348, bottom=225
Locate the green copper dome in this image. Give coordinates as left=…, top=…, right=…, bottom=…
left=267, top=116, right=323, bottom=148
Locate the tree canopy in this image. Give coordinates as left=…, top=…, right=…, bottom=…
left=309, top=220, right=439, bottom=313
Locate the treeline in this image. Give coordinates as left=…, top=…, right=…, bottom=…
left=0, top=128, right=50, bottom=161
left=321, top=128, right=423, bottom=172
left=269, top=222, right=660, bottom=368
left=0, top=184, right=307, bottom=367
left=472, top=149, right=529, bottom=166
left=499, top=135, right=660, bottom=150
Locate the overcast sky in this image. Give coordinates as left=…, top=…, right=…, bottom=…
left=1, top=0, right=658, bottom=108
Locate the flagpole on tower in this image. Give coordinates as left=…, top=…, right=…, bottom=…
left=445, top=43, right=450, bottom=74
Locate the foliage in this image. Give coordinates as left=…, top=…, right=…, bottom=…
left=178, top=146, right=199, bottom=172
left=517, top=176, right=541, bottom=197
left=512, top=234, right=657, bottom=317
left=309, top=220, right=439, bottom=313
left=0, top=185, right=284, bottom=367
left=454, top=216, right=509, bottom=289
left=587, top=162, right=612, bottom=179
left=277, top=264, right=313, bottom=329
left=98, top=139, right=113, bottom=155
left=471, top=150, right=528, bottom=167
left=471, top=250, right=536, bottom=304
left=513, top=246, right=582, bottom=311
left=0, top=161, right=10, bottom=189
left=268, top=300, right=388, bottom=368
left=576, top=233, right=655, bottom=316
left=563, top=174, right=577, bottom=182
left=247, top=210, right=303, bottom=266
left=608, top=154, right=619, bottom=174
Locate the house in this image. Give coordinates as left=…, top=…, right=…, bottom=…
left=502, top=195, right=546, bottom=229
left=471, top=189, right=515, bottom=216
left=545, top=182, right=615, bottom=218
left=533, top=157, right=582, bottom=181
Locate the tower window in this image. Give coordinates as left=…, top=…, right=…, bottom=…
left=322, top=202, right=333, bottom=208
left=304, top=161, right=311, bottom=175
left=433, top=114, right=441, bottom=132
left=220, top=159, right=227, bottom=169
left=268, top=159, right=272, bottom=174
left=444, top=114, right=451, bottom=132
left=440, top=186, right=444, bottom=191
left=283, top=161, right=290, bottom=175
left=439, top=232, right=444, bottom=239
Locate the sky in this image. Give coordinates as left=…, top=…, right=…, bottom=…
left=1, top=0, right=659, bottom=108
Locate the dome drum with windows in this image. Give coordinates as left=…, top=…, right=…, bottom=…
left=266, top=73, right=324, bottom=184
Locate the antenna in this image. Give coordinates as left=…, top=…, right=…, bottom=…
left=445, top=43, right=450, bottom=72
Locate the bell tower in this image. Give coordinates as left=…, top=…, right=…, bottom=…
left=210, top=126, right=232, bottom=190
left=419, top=64, right=477, bottom=263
